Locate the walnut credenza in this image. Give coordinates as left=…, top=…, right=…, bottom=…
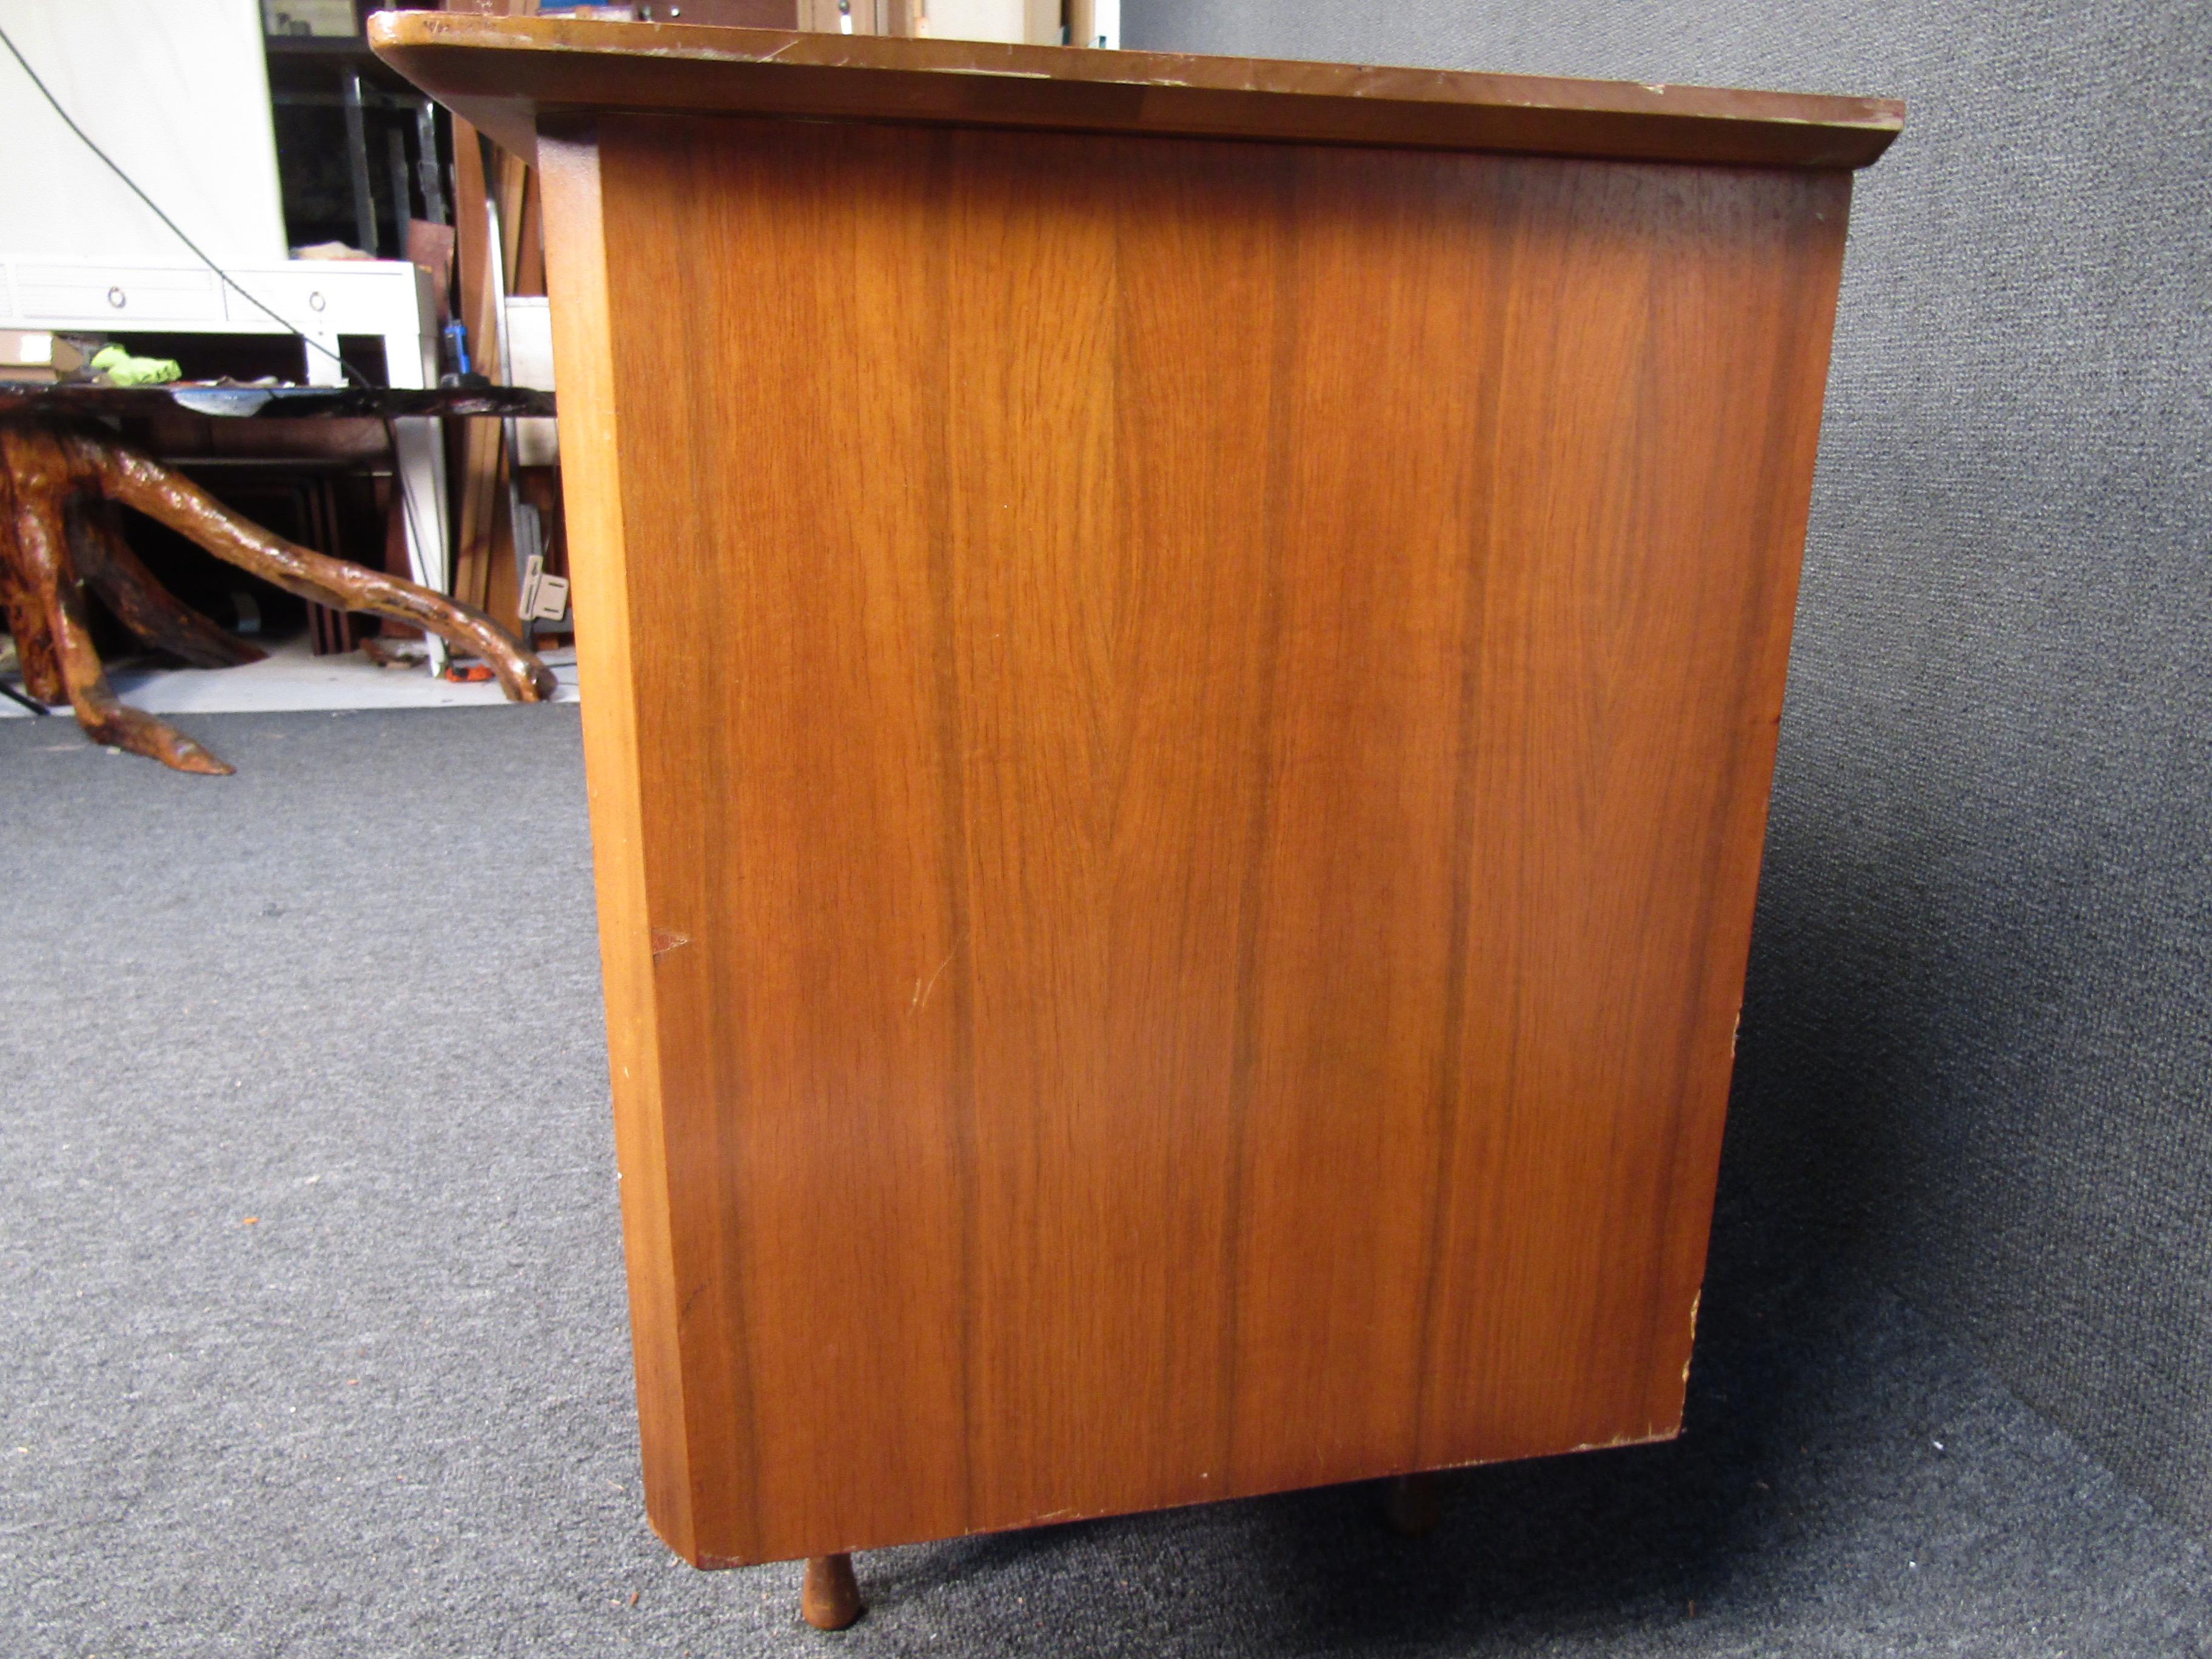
left=375, top=12, right=1899, bottom=1629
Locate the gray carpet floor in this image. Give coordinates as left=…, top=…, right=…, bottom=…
left=4, top=705, right=2209, bottom=1658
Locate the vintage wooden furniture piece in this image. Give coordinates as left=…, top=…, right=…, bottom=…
left=374, top=12, right=1899, bottom=1629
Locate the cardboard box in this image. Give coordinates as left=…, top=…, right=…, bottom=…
left=0, top=331, right=91, bottom=384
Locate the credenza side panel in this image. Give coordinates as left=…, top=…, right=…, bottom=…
left=536, top=131, right=702, bottom=1563
left=579, top=111, right=1851, bottom=1564
left=1411, top=160, right=1851, bottom=1469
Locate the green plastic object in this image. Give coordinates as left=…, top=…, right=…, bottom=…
left=89, top=343, right=181, bottom=386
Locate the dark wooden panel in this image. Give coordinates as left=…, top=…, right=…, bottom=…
left=535, top=110, right=1854, bottom=1567
left=372, top=13, right=1902, bottom=173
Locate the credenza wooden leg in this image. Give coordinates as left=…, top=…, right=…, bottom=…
left=1384, top=1472, right=1442, bottom=1537
left=801, top=1552, right=863, bottom=1630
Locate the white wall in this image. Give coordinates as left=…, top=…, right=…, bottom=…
left=921, top=0, right=1027, bottom=43
left=921, top=0, right=1117, bottom=45
left=0, top=0, right=287, bottom=263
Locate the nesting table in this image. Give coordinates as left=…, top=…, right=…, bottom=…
left=374, top=12, right=1899, bottom=1629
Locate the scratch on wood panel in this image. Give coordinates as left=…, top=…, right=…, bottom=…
left=910, top=947, right=957, bottom=1014
left=651, top=928, right=691, bottom=958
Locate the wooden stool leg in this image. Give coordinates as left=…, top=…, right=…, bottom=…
left=1384, top=1472, right=1441, bottom=1537
left=801, top=1553, right=863, bottom=1631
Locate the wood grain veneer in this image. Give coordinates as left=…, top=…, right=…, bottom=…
left=388, top=18, right=1885, bottom=1575
left=370, top=11, right=1902, bottom=172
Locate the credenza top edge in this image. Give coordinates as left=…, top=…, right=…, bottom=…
left=367, top=12, right=1903, bottom=173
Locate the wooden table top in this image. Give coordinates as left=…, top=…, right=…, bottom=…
left=368, top=11, right=1902, bottom=172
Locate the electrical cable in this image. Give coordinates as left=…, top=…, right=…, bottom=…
left=0, top=19, right=448, bottom=636
left=0, top=677, right=53, bottom=714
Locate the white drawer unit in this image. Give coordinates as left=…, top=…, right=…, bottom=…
left=13, top=263, right=224, bottom=323
left=0, top=256, right=453, bottom=670
left=220, top=264, right=416, bottom=352
left=224, top=267, right=343, bottom=335
left=1, top=258, right=436, bottom=385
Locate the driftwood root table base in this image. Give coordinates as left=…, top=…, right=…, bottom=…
left=0, top=418, right=555, bottom=774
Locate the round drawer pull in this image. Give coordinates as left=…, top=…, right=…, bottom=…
left=106, top=286, right=126, bottom=309
left=307, top=290, right=326, bottom=313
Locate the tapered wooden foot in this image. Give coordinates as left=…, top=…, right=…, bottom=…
left=801, top=1553, right=863, bottom=1631
left=1384, top=1472, right=1441, bottom=1537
